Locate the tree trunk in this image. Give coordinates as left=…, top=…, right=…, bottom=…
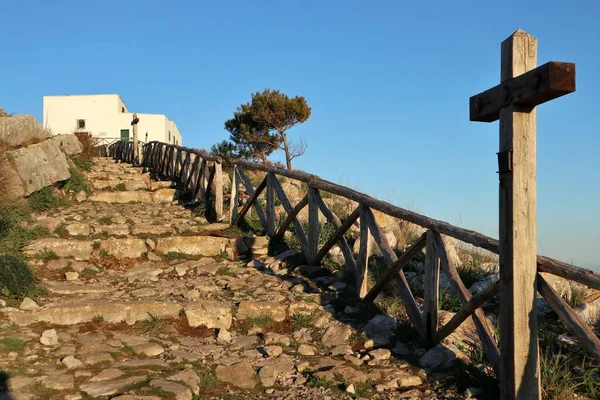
left=259, top=151, right=268, bottom=165
left=281, top=132, right=292, bottom=170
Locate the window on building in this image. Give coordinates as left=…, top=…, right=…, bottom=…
left=168, top=131, right=171, bottom=141
left=77, top=119, right=85, bottom=129
left=122, top=107, right=125, bottom=113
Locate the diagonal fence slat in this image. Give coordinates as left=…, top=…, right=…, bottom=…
left=361, top=205, right=425, bottom=335
left=269, top=175, right=308, bottom=256
left=433, top=280, right=500, bottom=344
left=432, top=231, right=500, bottom=374
left=537, top=273, right=600, bottom=362
left=311, top=190, right=357, bottom=279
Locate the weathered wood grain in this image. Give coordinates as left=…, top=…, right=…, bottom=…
left=424, top=231, right=440, bottom=341
left=470, top=61, right=575, bottom=122
left=311, top=191, right=357, bottom=278
left=537, top=273, right=600, bottom=363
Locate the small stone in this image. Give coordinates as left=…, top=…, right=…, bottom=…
left=296, top=361, right=310, bottom=373
left=0, top=299, right=6, bottom=307
left=41, top=374, right=74, bottom=390
left=40, top=329, right=59, bottom=346
left=246, top=260, right=264, bottom=268
left=297, top=344, right=316, bottom=356
left=346, top=384, right=356, bottom=394
left=8, top=352, right=17, bottom=359
left=332, top=281, right=347, bottom=290
left=217, top=329, right=232, bottom=344
left=265, top=388, right=275, bottom=394
left=90, top=368, right=125, bottom=382
left=264, top=345, right=283, bottom=357
left=62, top=355, right=84, bottom=369
left=65, top=395, right=82, bottom=400
left=150, top=379, right=192, bottom=400
left=65, top=271, right=79, bottom=281
left=398, top=375, right=423, bottom=387
left=183, top=289, right=200, bottom=300
left=20, top=297, right=40, bottom=310
left=369, top=348, right=391, bottom=360
left=145, top=238, right=156, bottom=250
left=132, top=342, right=164, bottom=357
left=330, top=344, right=353, bottom=356
left=175, top=265, right=188, bottom=277
left=215, top=362, right=256, bottom=389
left=75, top=191, right=87, bottom=202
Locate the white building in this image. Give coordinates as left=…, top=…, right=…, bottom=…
left=42, top=94, right=182, bottom=145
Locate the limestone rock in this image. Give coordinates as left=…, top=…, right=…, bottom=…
left=89, top=191, right=153, bottom=204
left=80, top=375, right=147, bottom=397
left=257, top=356, right=295, bottom=387
left=40, top=374, right=74, bottom=390
left=89, top=368, right=124, bottom=382
left=19, top=297, right=40, bottom=311
left=321, top=324, right=352, bottom=347
left=99, top=238, right=146, bottom=258
left=65, top=223, right=91, bottom=236
left=157, top=236, right=230, bottom=257
left=185, top=301, right=232, bottom=329
left=61, top=355, right=84, bottom=369
left=8, top=300, right=182, bottom=326
left=132, top=342, right=164, bottom=357
left=298, top=344, right=317, bottom=356
left=216, top=362, right=256, bottom=389
left=25, top=238, right=93, bottom=260
left=152, top=188, right=177, bottom=203
left=364, top=315, right=399, bottom=347
left=2, top=138, right=70, bottom=197
left=40, top=329, right=58, bottom=346
left=150, top=379, right=192, bottom=400
left=49, top=134, right=83, bottom=156
left=419, top=344, right=458, bottom=369
left=237, top=301, right=288, bottom=322
left=0, top=115, right=50, bottom=149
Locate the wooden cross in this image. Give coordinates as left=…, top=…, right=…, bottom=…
left=470, top=29, right=575, bottom=400
left=131, top=113, right=140, bottom=162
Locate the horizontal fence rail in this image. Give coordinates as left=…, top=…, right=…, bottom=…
left=107, top=140, right=600, bottom=371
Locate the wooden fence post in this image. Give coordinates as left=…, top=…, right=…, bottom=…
left=307, top=187, right=320, bottom=265
left=229, top=165, right=239, bottom=224
left=266, top=173, right=276, bottom=236
left=424, top=230, right=440, bottom=341
left=214, top=161, right=223, bottom=221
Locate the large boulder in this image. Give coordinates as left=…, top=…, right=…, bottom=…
left=0, top=115, right=51, bottom=149
left=49, top=134, right=83, bottom=156
left=2, top=139, right=71, bottom=197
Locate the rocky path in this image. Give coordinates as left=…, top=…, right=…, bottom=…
left=1, top=158, right=476, bottom=400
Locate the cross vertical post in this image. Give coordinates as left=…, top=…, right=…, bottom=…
left=470, top=29, right=575, bottom=400
left=131, top=113, right=139, bottom=164
left=498, top=30, right=540, bottom=400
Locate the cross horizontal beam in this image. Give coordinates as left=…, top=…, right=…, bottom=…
left=470, top=61, right=575, bottom=122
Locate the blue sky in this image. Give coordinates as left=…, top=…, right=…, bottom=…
left=1, top=0, right=599, bottom=268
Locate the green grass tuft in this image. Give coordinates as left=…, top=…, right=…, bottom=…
left=97, top=216, right=113, bottom=225
left=64, top=167, right=91, bottom=195
left=0, top=255, right=39, bottom=298
left=0, top=337, right=27, bottom=353
left=28, top=187, right=71, bottom=211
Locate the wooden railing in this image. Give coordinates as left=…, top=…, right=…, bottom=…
left=108, top=140, right=600, bottom=376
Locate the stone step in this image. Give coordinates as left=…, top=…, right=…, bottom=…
left=4, top=300, right=183, bottom=326
left=88, top=188, right=176, bottom=204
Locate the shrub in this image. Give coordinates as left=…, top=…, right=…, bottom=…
left=63, top=167, right=91, bottom=195
left=0, top=255, right=37, bottom=297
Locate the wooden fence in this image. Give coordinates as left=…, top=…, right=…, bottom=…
left=108, top=139, right=600, bottom=378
